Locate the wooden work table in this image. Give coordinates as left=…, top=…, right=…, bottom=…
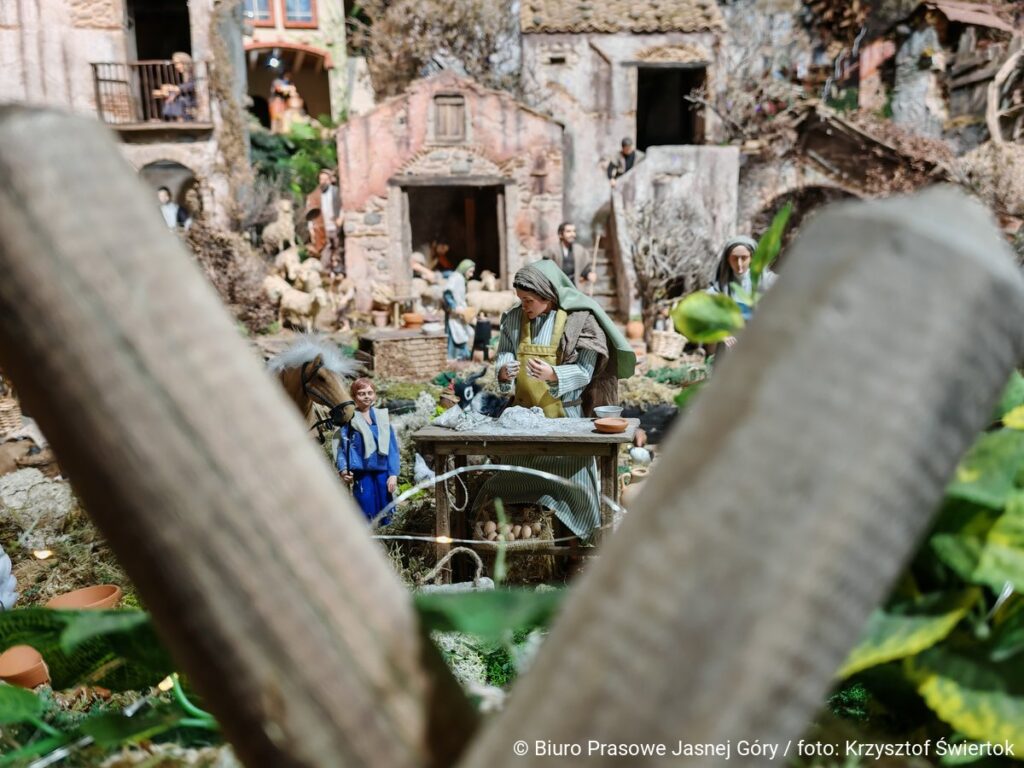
left=412, top=418, right=639, bottom=580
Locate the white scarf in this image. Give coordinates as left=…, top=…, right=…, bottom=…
left=351, top=408, right=390, bottom=459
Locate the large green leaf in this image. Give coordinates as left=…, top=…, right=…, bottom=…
left=991, top=601, right=1024, bottom=663
left=79, top=707, right=186, bottom=747
left=974, top=494, right=1024, bottom=592
left=929, top=499, right=1001, bottom=583
left=839, top=590, right=978, bottom=679
left=946, top=429, right=1024, bottom=509
left=60, top=610, right=150, bottom=653
left=0, top=682, right=44, bottom=725
left=993, top=371, right=1024, bottom=422
left=414, top=589, right=563, bottom=641
left=751, top=201, right=793, bottom=288
left=908, top=647, right=1024, bottom=747
left=670, top=292, right=744, bottom=343
left=0, top=609, right=173, bottom=691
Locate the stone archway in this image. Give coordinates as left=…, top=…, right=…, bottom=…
left=751, top=185, right=860, bottom=270
left=139, top=160, right=201, bottom=220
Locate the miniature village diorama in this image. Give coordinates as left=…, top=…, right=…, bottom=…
left=1, top=0, right=1023, bottom=763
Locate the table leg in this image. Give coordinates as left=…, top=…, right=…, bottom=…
left=598, top=445, right=618, bottom=546
left=433, top=448, right=452, bottom=584
left=451, top=455, right=468, bottom=581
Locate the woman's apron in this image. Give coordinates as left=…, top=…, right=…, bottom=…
left=514, top=310, right=568, bottom=418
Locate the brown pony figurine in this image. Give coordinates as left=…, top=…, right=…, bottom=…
left=267, top=335, right=360, bottom=437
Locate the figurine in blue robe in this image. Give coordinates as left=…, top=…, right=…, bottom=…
left=337, top=378, right=400, bottom=526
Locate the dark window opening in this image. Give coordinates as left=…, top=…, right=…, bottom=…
left=435, top=94, right=466, bottom=142
left=636, top=66, right=706, bottom=150
left=407, top=185, right=503, bottom=279
left=549, top=55, right=566, bottom=65
left=127, top=0, right=191, bottom=60
left=249, top=95, right=270, bottom=128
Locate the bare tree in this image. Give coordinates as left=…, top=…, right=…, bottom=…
left=626, top=198, right=715, bottom=345
left=350, top=0, right=520, bottom=98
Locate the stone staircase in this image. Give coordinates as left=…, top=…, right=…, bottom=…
left=586, top=247, right=621, bottom=319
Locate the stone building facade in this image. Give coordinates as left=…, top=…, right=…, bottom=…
left=0, top=0, right=246, bottom=225
left=242, top=0, right=374, bottom=124
left=520, top=0, right=727, bottom=241
left=337, top=72, right=565, bottom=310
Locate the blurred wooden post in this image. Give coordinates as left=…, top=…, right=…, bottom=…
left=0, top=107, right=476, bottom=768
left=460, top=187, right=1024, bottom=767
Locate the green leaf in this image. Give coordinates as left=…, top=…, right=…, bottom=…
left=991, top=601, right=1024, bottom=663
left=79, top=707, right=184, bottom=747
left=908, top=647, right=1024, bottom=747
left=751, top=202, right=792, bottom=287
left=993, top=371, right=1024, bottom=422
left=839, top=590, right=978, bottom=679
left=674, top=381, right=706, bottom=410
left=60, top=611, right=149, bottom=653
left=930, top=499, right=1001, bottom=583
left=670, top=293, right=744, bottom=343
left=1003, top=405, right=1024, bottom=430
left=0, top=609, right=173, bottom=691
left=0, top=682, right=44, bottom=725
left=414, top=589, right=564, bottom=641
left=974, top=494, right=1024, bottom=592
left=946, top=429, right=1024, bottom=509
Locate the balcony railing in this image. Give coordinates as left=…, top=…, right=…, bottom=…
left=91, top=61, right=211, bottom=128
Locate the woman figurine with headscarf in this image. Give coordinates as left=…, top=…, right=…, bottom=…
left=477, top=259, right=636, bottom=541
left=444, top=259, right=475, bottom=360
left=707, top=235, right=778, bottom=350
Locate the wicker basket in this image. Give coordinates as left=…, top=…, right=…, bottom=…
left=0, top=397, right=21, bottom=436
left=650, top=330, right=686, bottom=360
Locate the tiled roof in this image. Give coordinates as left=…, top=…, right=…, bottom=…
left=520, top=0, right=725, bottom=34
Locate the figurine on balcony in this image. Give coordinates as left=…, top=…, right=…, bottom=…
left=160, top=52, right=196, bottom=122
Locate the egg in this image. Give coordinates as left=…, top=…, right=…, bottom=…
left=483, top=521, right=497, bottom=535
left=486, top=531, right=499, bottom=541
left=521, top=525, right=533, bottom=539
left=512, top=525, right=522, bottom=537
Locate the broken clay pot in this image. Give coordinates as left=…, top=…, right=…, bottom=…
left=0, top=645, right=49, bottom=689
left=46, top=584, right=122, bottom=610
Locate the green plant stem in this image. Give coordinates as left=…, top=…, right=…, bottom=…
left=171, top=675, right=215, bottom=722
left=493, top=499, right=508, bottom=585
left=178, top=717, right=220, bottom=731
left=28, top=715, right=61, bottom=738
left=0, top=734, right=72, bottom=766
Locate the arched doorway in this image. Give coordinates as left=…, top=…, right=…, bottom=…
left=245, top=44, right=332, bottom=128
left=139, top=160, right=201, bottom=220
left=752, top=186, right=859, bottom=270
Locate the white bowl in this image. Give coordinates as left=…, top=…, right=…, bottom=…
left=594, top=406, right=624, bottom=418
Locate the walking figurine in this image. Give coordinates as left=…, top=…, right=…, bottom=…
left=336, top=378, right=400, bottom=526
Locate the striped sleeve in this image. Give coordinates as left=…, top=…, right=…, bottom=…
left=495, top=308, right=521, bottom=394
left=552, top=348, right=598, bottom=398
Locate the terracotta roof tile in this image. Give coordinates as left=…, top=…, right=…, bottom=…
left=521, top=0, right=725, bottom=34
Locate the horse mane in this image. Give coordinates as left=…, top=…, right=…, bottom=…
left=266, top=334, right=361, bottom=379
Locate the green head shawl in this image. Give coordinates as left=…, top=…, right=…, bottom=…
left=513, top=259, right=636, bottom=379
left=456, top=259, right=476, bottom=277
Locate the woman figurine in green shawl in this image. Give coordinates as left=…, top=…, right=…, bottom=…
left=478, top=260, right=636, bottom=542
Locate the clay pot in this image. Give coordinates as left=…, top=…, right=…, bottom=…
left=371, top=310, right=389, bottom=328
left=0, top=645, right=49, bottom=689
left=402, top=312, right=424, bottom=328
left=46, top=584, right=122, bottom=610
left=630, top=467, right=650, bottom=484
left=625, top=320, right=645, bottom=341
left=594, top=417, right=627, bottom=434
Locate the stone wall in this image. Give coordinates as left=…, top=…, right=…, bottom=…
left=337, top=72, right=565, bottom=310
left=520, top=30, right=724, bottom=243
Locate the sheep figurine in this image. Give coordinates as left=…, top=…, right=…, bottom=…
left=0, top=546, right=18, bottom=610
left=272, top=245, right=302, bottom=283
left=263, top=274, right=291, bottom=304
left=466, top=289, right=518, bottom=317
left=261, top=198, right=296, bottom=255
left=279, top=285, right=328, bottom=332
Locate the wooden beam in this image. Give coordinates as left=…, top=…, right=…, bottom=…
left=0, top=107, right=478, bottom=768
left=294, top=50, right=306, bottom=72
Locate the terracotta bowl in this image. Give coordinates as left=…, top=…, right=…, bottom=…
left=46, top=584, right=122, bottom=610
left=402, top=312, right=425, bottom=328
left=594, top=417, right=627, bottom=434
left=0, top=645, right=49, bottom=689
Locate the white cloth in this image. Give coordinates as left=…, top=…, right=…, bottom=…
left=160, top=202, right=180, bottom=229
left=321, top=186, right=338, bottom=235
left=351, top=408, right=391, bottom=459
